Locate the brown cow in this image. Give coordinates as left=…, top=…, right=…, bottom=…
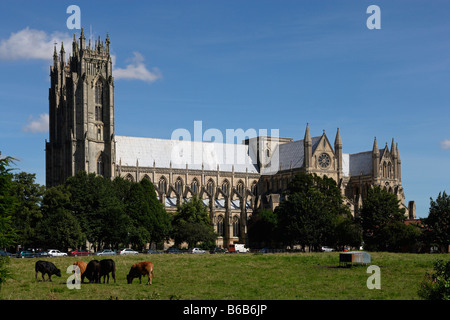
left=127, top=261, right=155, bottom=285
left=73, top=261, right=87, bottom=283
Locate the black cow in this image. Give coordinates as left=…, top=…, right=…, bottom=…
left=35, top=260, right=61, bottom=282
left=82, top=260, right=101, bottom=283
left=100, top=259, right=116, bottom=284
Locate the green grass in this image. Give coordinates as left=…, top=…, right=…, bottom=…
left=0, top=252, right=448, bottom=300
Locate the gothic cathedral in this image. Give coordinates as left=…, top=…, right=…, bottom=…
left=46, top=31, right=415, bottom=248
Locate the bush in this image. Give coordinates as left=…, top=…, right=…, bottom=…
left=418, top=259, right=450, bottom=300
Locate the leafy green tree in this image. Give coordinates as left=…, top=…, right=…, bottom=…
left=331, top=214, right=362, bottom=251
left=0, top=154, right=17, bottom=250
left=171, top=195, right=216, bottom=248
left=65, top=171, right=129, bottom=251
left=422, top=191, right=450, bottom=253
left=248, top=209, right=278, bottom=248
left=36, top=185, right=84, bottom=250
left=140, top=178, right=171, bottom=246
left=0, top=153, right=17, bottom=289
left=359, top=185, right=408, bottom=251
left=10, top=172, right=45, bottom=249
left=275, top=172, right=352, bottom=251
left=418, top=259, right=450, bottom=300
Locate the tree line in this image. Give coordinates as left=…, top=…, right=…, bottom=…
left=248, top=172, right=450, bottom=253
left=1, top=152, right=449, bottom=254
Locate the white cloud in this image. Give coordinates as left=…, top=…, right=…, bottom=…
left=113, top=52, right=162, bottom=83
left=0, top=27, right=72, bottom=61
left=441, top=139, right=450, bottom=150
left=23, top=114, right=49, bottom=133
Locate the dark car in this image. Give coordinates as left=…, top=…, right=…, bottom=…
left=146, top=249, right=163, bottom=254
left=17, top=250, right=35, bottom=258
left=209, top=247, right=227, bottom=254
left=166, top=247, right=184, bottom=254
left=70, top=249, right=90, bottom=256
left=0, top=250, right=13, bottom=257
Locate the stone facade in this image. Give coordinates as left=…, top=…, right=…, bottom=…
left=46, top=31, right=413, bottom=248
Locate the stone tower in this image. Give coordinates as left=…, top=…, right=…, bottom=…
left=46, top=29, right=115, bottom=187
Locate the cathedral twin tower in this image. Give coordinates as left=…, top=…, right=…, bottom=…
left=46, top=31, right=414, bottom=247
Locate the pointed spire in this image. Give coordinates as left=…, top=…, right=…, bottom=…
left=391, top=138, right=396, bottom=157
left=304, top=123, right=311, bottom=143
left=53, top=44, right=58, bottom=66
left=372, top=137, right=379, bottom=155
left=334, top=128, right=342, bottom=146
left=80, top=28, right=85, bottom=50
left=396, top=143, right=401, bottom=161
left=105, top=31, right=110, bottom=54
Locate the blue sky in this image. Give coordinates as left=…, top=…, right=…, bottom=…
left=0, top=0, right=449, bottom=218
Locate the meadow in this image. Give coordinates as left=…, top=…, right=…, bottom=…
left=0, top=252, right=448, bottom=300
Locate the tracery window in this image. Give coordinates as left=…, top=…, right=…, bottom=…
left=222, top=180, right=230, bottom=197
left=233, top=216, right=240, bottom=237
left=96, top=153, right=104, bottom=176
left=217, top=215, right=224, bottom=237
left=191, top=178, right=199, bottom=194
left=206, top=179, right=215, bottom=196
left=175, top=177, right=183, bottom=195
left=158, top=177, right=167, bottom=194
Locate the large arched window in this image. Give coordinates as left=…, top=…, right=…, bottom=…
left=236, top=181, right=245, bottom=198
left=251, top=181, right=258, bottom=197
left=158, top=177, right=167, bottom=195
left=222, top=180, right=230, bottom=197
left=233, top=216, right=240, bottom=237
left=217, top=215, right=224, bottom=237
left=175, top=177, right=183, bottom=195
left=206, top=179, right=215, bottom=196
left=95, top=80, right=103, bottom=122
left=190, top=178, right=199, bottom=195
left=96, top=153, right=104, bottom=176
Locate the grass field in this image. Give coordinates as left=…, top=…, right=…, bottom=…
left=0, top=252, right=448, bottom=300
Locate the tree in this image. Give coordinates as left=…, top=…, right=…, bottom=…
left=275, top=172, right=352, bottom=251
left=422, top=191, right=450, bottom=253
left=10, top=172, right=45, bottom=250
left=248, top=209, right=278, bottom=248
left=65, top=171, right=128, bottom=251
left=139, top=178, right=171, bottom=246
left=0, top=153, right=17, bottom=290
left=171, top=195, right=216, bottom=248
left=359, top=185, right=408, bottom=251
left=418, top=259, right=450, bottom=300
left=35, top=185, right=84, bottom=251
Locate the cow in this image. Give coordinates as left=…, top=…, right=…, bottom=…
left=73, top=261, right=87, bottom=283
left=35, top=260, right=61, bottom=282
left=82, top=260, right=101, bottom=283
left=100, top=259, right=116, bottom=284
left=127, top=261, right=155, bottom=285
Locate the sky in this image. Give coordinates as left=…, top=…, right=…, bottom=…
left=0, top=0, right=449, bottom=218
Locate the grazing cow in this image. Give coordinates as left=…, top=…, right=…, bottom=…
left=100, top=259, right=116, bottom=284
left=83, top=260, right=101, bottom=283
left=73, top=261, right=87, bottom=283
left=127, top=261, right=155, bottom=285
left=35, top=260, right=61, bottom=282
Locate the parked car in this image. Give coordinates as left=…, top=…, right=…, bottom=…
left=119, top=248, right=139, bottom=255
left=166, top=247, right=184, bottom=254
left=146, top=249, right=163, bottom=254
left=70, top=249, right=90, bottom=256
left=0, top=250, right=13, bottom=257
left=17, top=250, right=36, bottom=258
left=189, top=248, right=206, bottom=254
left=95, top=249, right=116, bottom=256
left=321, top=246, right=334, bottom=252
left=47, top=249, right=68, bottom=257
left=209, top=247, right=227, bottom=254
